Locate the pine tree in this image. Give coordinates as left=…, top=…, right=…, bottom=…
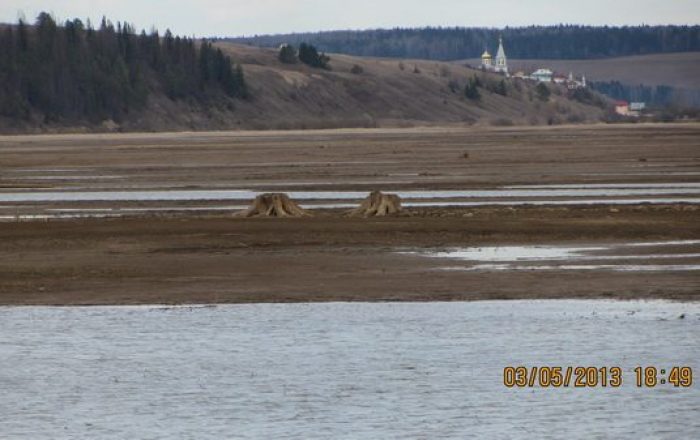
left=278, top=44, right=297, bottom=63
left=298, top=42, right=329, bottom=69
left=536, top=83, right=551, bottom=101
left=0, top=12, right=248, bottom=125
left=495, top=80, right=507, bottom=96
left=231, top=25, right=700, bottom=60
left=465, top=77, right=481, bottom=100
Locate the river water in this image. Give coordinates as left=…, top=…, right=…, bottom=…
left=1, top=187, right=700, bottom=202
left=1, top=301, right=698, bottom=439
left=2, top=183, right=698, bottom=221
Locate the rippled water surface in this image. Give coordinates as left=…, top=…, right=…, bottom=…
left=1, top=301, right=699, bottom=439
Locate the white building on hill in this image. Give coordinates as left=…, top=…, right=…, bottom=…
left=481, top=37, right=509, bottom=76
left=566, top=71, right=587, bottom=89
left=530, top=68, right=553, bottom=82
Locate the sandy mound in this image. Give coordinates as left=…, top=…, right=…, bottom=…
left=236, top=193, right=311, bottom=218
left=348, top=191, right=402, bottom=217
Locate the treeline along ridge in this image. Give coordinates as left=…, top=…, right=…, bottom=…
left=0, top=13, right=247, bottom=124
left=229, top=25, right=700, bottom=61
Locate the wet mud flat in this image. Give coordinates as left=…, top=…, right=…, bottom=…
left=1, top=124, right=699, bottom=193
left=0, top=124, right=698, bottom=304
left=0, top=205, right=698, bottom=305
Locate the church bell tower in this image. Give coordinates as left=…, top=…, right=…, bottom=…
left=495, top=36, right=508, bottom=75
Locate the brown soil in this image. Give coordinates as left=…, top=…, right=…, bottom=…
left=0, top=205, right=698, bottom=305
left=0, top=124, right=698, bottom=305
left=1, top=123, right=698, bottom=191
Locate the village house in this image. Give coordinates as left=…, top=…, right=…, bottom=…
left=614, top=100, right=631, bottom=116
left=478, top=38, right=588, bottom=91
left=627, top=102, right=646, bottom=117
left=629, top=102, right=646, bottom=112
left=615, top=101, right=647, bottom=117
left=553, top=74, right=567, bottom=84
left=530, top=68, right=553, bottom=82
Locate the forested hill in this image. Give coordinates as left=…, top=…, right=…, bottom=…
left=0, top=13, right=617, bottom=133
left=227, top=25, right=700, bottom=61
left=0, top=13, right=247, bottom=125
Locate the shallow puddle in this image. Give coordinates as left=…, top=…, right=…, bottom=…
left=444, top=264, right=700, bottom=272
left=506, top=183, right=700, bottom=189
left=1, top=182, right=698, bottom=221
left=402, top=198, right=700, bottom=207
left=1, top=186, right=699, bottom=203
left=431, top=245, right=607, bottom=261
left=414, top=241, right=700, bottom=272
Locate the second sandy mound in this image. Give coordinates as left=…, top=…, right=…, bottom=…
left=236, top=193, right=311, bottom=218
left=348, top=191, right=402, bottom=217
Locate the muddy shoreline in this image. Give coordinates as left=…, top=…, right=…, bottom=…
left=1, top=205, right=698, bottom=305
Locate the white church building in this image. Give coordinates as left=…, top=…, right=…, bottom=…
left=481, top=37, right=509, bottom=76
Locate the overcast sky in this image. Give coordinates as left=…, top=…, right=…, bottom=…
left=2, top=0, right=699, bottom=37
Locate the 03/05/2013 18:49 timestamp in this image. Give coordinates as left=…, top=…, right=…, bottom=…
left=503, top=366, right=693, bottom=388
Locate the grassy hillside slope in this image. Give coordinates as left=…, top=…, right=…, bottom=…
left=186, top=42, right=607, bottom=130
left=1, top=42, right=609, bottom=133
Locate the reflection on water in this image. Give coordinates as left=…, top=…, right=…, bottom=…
left=0, top=301, right=698, bottom=439
left=506, top=183, right=700, bottom=189
left=426, top=241, right=700, bottom=261
left=1, top=183, right=698, bottom=221
left=431, top=245, right=607, bottom=261
left=400, top=198, right=700, bottom=207
left=416, top=241, right=700, bottom=272
left=446, top=264, right=700, bottom=271
left=1, top=187, right=700, bottom=202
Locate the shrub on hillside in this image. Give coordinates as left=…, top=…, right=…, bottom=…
left=570, top=87, right=607, bottom=109
left=490, top=117, right=514, bottom=126
left=298, top=43, right=330, bottom=69
left=485, top=79, right=508, bottom=96
left=536, top=83, right=551, bottom=101
left=498, top=80, right=508, bottom=96
left=566, top=113, right=585, bottom=123
left=278, top=44, right=297, bottom=64
left=464, top=77, right=481, bottom=100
